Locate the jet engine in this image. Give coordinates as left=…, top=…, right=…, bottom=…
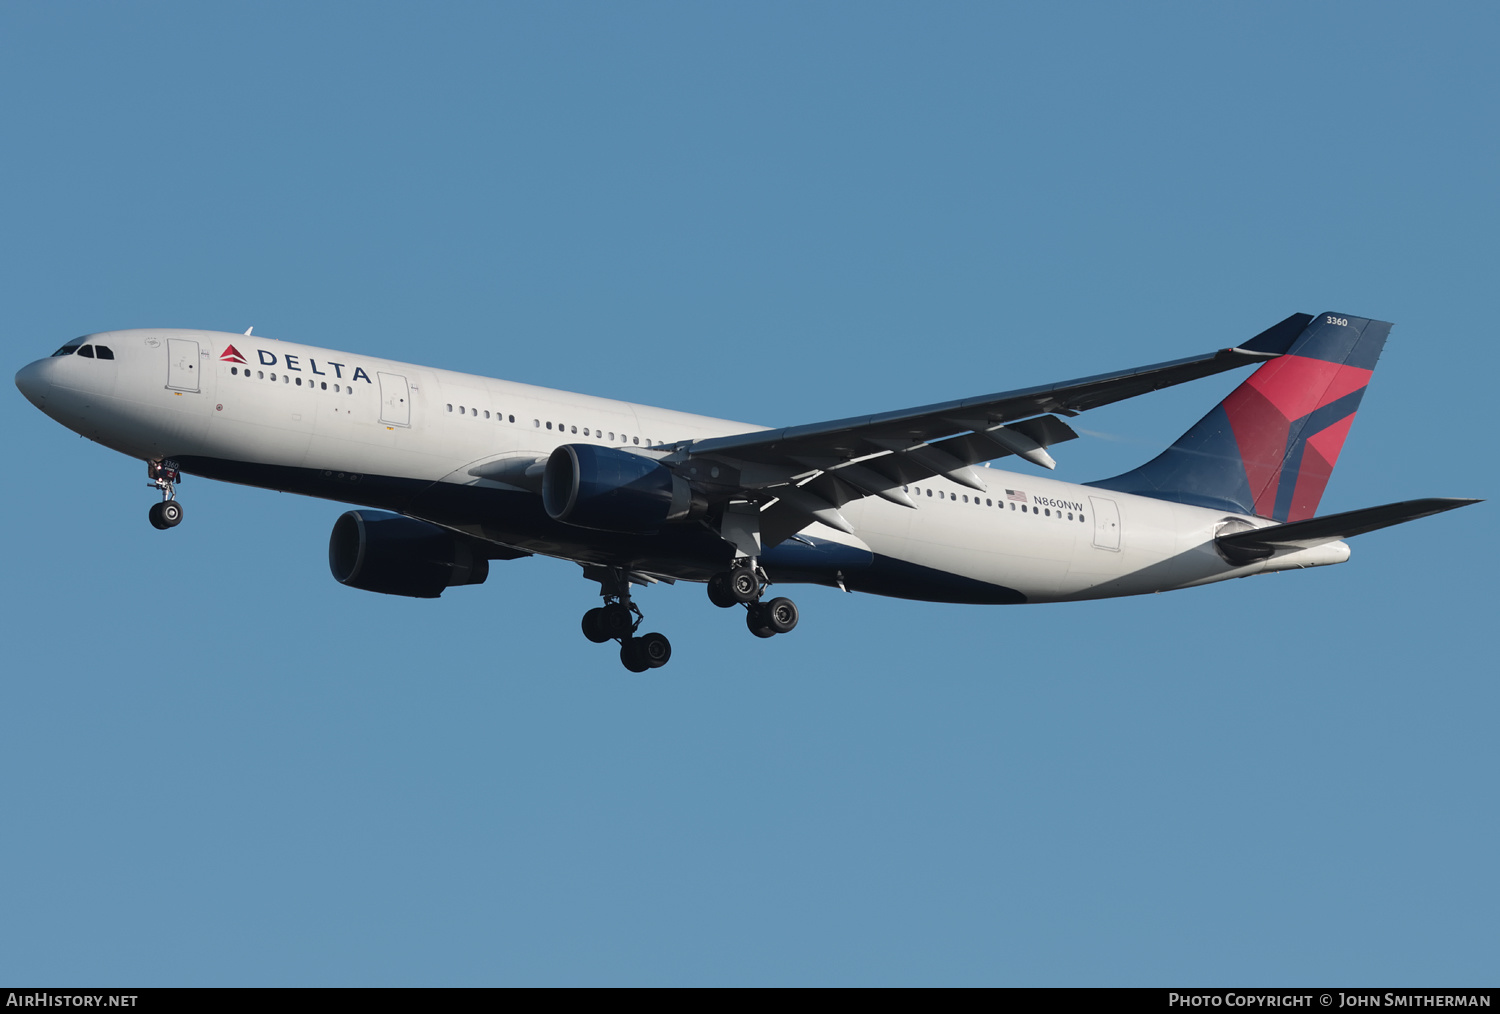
left=542, top=444, right=699, bottom=534
left=328, top=510, right=489, bottom=598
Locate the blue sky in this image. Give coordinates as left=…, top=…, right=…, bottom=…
left=2, top=1, right=1494, bottom=986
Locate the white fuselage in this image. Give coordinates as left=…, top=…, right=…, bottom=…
left=15, top=328, right=1349, bottom=604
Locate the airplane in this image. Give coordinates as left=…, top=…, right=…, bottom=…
left=14, top=311, right=1477, bottom=671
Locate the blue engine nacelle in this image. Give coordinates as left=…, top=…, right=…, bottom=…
left=542, top=443, right=698, bottom=534
left=328, top=510, right=489, bottom=598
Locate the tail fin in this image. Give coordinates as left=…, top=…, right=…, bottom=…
left=1090, top=312, right=1390, bottom=521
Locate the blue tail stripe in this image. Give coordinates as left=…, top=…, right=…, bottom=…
left=1269, top=387, right=1369, bottom=521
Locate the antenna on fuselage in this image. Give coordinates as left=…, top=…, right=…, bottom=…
left=244, top=327, right=254, bottom=335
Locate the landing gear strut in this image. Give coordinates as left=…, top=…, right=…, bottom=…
left=146, top=460, right=183, bottom=530
left=707, top=558, right=799, bottom=639
left=581, top=566, right=672, bottom=672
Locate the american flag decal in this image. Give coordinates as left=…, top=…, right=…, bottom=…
left=1005, top=489, right=1028, bottom=502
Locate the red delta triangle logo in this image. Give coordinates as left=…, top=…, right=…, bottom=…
left=219, top=345, right=248, bottom=364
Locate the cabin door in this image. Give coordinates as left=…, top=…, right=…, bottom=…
left=1088, top=495, right=1121, bottom=551
left=378, top=372, right=411, bottom=427
left=165, top=339, right=200, bottom=392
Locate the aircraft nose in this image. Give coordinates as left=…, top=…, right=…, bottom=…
left=15, top=358, right=52, bottom=408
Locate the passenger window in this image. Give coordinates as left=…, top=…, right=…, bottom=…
left=571, top=425, right=577, bottom=434
left=950, top=492, right=956, bottom=501
left=986, top=499, right=993, bottom=506
left=296, top=377, right=302, bottom=386
left=508, top=415, right=515, bottom=423
left=962, top=495, right=969, bottom=503
left=633, top=437, right=639, bottom=445
left=1079, top=514, right=1085, bottom=523
left=608, top=432, right=615, bottom=440
left=484, top=411, right=490, bottom=419
left=447, top=404, right=453, bottom=412
left=270, top=373, right=277, bottom=381
left=95, top=346, right=114, bottom=360
left=231, top=367, right=238, bottom=375
left=321, top=382, right=327, bottom=390
left=583, top=427, right=590, bottom=436
left=258, top=371, right=265, bottom=379
left=926, top=489, right=932, bottom=497
left=546, top=421, right=553, bottom=429
left=283, top=375, right=289, bottom=383
left=78, top=345, right=95, bottom=358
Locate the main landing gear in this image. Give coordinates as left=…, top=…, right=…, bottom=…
left=581, top=567, right=673, bottom=672
left=146, top=460, right=184, bottom=530
left=707, top=560, right=799, bottom=639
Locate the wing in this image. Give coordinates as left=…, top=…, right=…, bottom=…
left=665, top=313, right=1314, bottom=546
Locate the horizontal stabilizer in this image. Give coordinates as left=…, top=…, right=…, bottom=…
left=1215, top=497, right=1480, bottom=564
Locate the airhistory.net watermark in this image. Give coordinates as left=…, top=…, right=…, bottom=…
left=5, top=996, right=138, bottom=1007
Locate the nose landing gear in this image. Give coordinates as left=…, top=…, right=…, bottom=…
left=146, top=460, right=183, bottom=530
left=581, top=566, right=673, bottom=672
left=148, top=500, right=183, bottom=530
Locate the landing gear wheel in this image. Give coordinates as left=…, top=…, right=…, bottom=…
left=581, top=608, right=611, bottom=643
left=600, top=602, right=635, bottom=639
left=636, top=632, right=672, bottom=668
left=148, top=501, right=182, bottom=530
left=707, top=572, right=738, bottom=609
left=620, top=639, right=652, bottom=673
left=763, top=597, right=799, bottom=634
left=728, top=565, right=760, bottom=604
left=587, top=565, right=669, bottom=671
left=746, top=605, right=777, bottom=638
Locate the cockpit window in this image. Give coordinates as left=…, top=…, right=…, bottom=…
left=51, top=344, right=81, bottom=357
left=95, top=346, right=114, bottom=360
left=77, top=345, right=95, bottom=358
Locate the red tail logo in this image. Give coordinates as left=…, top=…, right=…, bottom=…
left=1221, top=354, right=1372, bottom=521
left=220, top=344, right=247, bottom=364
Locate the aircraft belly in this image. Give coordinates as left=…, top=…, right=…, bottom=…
left=844, top=497, right=1047, bottom=604
left=206, top=411, right=314, bottom=467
